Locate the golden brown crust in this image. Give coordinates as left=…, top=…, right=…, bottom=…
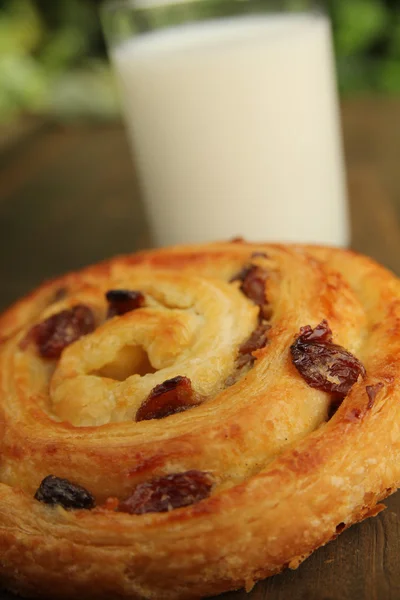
left=0, top=241, right=400, bottom=598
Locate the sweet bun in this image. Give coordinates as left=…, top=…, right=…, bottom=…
left=0, top=241, right=399, bottom=599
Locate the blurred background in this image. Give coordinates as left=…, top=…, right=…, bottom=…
left=0, top=0, right=400, bottom=124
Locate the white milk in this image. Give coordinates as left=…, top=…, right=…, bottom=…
left=112, top=13, right=349, bottom=247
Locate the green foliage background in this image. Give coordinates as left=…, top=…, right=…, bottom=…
left=0, top=0, right=399, bottom=122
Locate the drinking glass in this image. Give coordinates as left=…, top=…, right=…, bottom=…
left=102, top=0, right=349, bottom=248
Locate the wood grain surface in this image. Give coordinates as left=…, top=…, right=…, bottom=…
left=0, top=99, right=400, bottom=600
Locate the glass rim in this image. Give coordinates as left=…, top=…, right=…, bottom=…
left=101, top=0, right=326, bottom=48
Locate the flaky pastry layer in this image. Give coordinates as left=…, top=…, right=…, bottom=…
left=0, top=241, right=399, bottom=599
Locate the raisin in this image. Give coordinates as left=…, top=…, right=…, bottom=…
left=34, top=475, right=95, bottom=510
left=295, top=321, right=332, bottom=344
left=236, top=322, right=270, bottom=369
left=366, top=382, right=383, bottom=409
left=136, top=376, right=201, bottom=422
left=239, top=266, right=268, bottom=307
left=24, top=305, right=95, bottom=359
left=290, top=320, right=366, bottom=397
left=231, top=265, right=269, bottom=319
left=106, top=289, right=145, bottom=318
left=118, top=471, right=213, bottom=515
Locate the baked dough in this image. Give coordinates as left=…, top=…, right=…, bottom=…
left=0, top=240, right=399, bottom=599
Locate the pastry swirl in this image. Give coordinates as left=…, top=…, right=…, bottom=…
left=0, top=241, right=399, bottom=599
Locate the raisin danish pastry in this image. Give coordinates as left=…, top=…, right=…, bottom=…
left=0, top=241, right=399, bottom=599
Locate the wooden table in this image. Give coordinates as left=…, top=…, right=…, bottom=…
left=1, top=99, right=400, bottom=600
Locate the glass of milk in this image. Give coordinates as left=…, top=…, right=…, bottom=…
left=102, top=0, right=349, bottom=248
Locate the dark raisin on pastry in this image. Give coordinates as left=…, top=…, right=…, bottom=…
left=136, top=376, right=201, bottom=421
left=290, top=320, right=366, bottom=397
left=106, top=289, right=145, bottom=318
left=118, top=471, right=213, bottom=514
left=22, top=305, right=95, bottom=359
left=230, top=265, right=270, bottom=319
left=34, top=475, right=95, bottom=510
left=236, top=322, right=270, bottom=369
